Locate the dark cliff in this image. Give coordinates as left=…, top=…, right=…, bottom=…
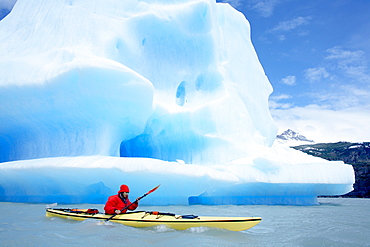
left=292, top=142, right=370, bottom=198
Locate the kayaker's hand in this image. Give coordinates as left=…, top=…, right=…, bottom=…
left=115, top=209, right=121, bottom=214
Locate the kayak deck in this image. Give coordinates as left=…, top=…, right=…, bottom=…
left=46, top=208, right=261, bottom=231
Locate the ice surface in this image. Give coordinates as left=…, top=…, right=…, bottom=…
left=0, top=0, right=354, bottom=205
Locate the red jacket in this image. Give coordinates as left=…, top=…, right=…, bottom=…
left=104, top=194, right=138, bottom=214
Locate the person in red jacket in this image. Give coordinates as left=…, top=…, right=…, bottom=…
left=104, top=184, right=138, bottom=215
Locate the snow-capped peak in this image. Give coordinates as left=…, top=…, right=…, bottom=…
left=275, top=129, right=315, bottom=146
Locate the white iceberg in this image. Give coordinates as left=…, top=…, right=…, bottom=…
left=0, top=0, right=354, bottom=205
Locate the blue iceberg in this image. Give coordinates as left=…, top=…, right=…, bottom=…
left=0, top=0, right=354, bottom=205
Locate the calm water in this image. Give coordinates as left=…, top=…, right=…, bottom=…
left=0, top=198, right=369, bottom=247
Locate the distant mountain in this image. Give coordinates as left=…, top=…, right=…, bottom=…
left=275, top=130, right=369, bottom=197
left=275, top=129, right=314, bottom=146
left=292, top=142, right=370, bottom=198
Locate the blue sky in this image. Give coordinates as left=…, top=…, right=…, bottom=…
left=219, top=0, right=370, bottom=142
left=1, top=0, right=369, bottom=142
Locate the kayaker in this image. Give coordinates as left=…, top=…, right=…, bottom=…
left=104, top=184, right=138, bottom=214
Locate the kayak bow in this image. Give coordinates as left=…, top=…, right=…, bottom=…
left=46, top=208, right=261, bottom=231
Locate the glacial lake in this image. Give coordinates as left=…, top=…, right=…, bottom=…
left=1, top=198, right=369, bottom=246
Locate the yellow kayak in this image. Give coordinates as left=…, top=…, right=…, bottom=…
left=46, top=208, right=261, bottom=231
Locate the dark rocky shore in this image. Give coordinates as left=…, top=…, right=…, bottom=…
left=292, top=142, right=370, bottom=198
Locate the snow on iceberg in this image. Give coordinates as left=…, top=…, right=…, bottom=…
left=0, top=0, right=354, bottom=205
left=0, top=147, right=354, bottom=205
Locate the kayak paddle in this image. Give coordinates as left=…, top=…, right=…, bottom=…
left=106, top=184, right=160, bottom=221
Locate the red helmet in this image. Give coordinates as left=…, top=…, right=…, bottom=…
left=118, top=184, right=130, bottom=193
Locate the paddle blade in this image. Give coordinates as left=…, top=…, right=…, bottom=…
left=46, top=203, right=58, bottom=209
left=148, top=184, right=160, bottom=194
